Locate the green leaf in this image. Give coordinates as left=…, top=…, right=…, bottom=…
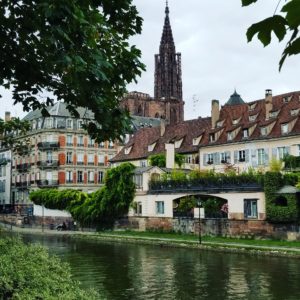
left=247, top=15, right=287, bottom=46
left=241, top=0, right=258, bottom=7
left=279, top=36, right=300, bottom=70
left=281, top=0, right=300, bottom=28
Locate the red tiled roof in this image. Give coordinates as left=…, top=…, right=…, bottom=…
left=112, top=91, right=300, bottom=162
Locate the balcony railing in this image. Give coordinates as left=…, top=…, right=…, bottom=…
left=37, top=180, right=59, bottom=188
left=14, top=181, right=30, bottom=189
left=37, top=142, right=60, bottom=151
left=37, top=160, right=59, bottom=169
left=16, top=163, right=31, bottom=172
left=149, top=179, right=263, bottom=194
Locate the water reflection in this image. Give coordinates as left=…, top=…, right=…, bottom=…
left=6, top=233, right=300, bottom=300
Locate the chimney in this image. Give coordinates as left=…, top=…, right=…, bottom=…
left=5, top=111, right=11, bottom=122
left=165, top=143, right=175, bottom=169
left=160, top=119, right=166, bottom=136
left=211, top=100, right=220, bottom=129
left=265, top=89, right=273, bottom=120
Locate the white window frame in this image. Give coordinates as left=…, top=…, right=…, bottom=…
left=257, top=149, right=265, bottom=165
left=66, top=119, right=73, bottom=129
left=156, top=201, right=165, bottom=215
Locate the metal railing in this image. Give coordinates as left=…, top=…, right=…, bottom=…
left=37, top=160, right=59, bottom=169
left=37, top=142, right=60, bottom=150
left=36, top=180, right=59, bottom=188
left=16, top=163, right=31, bottom=172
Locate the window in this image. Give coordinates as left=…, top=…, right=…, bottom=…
left=140, top=160, right=147, bottom=167
left=244, top=199, right=258, bottom=219
left=257, top=149, right=265, bottom=165
left=67, top=135, right=73, bottom=146
left=77, top=135, right=84, bottom=147
left=66, top=152, right=72, bottom=164
left=99, top=142, right=105, bottom=148
left=281, top=123, right=289, bottom=135
left=134, top=174, right=143, bottom=189
left=88, top=171, right=94, bottom=183
left=243, top=129, right=249, bottom=138
left=239, top=150, right=246, bottom=162
left=66, top=171, right=72, bottom=183
left=108, top=141, right=114, bottom=149
left=249, top=114, right=257, bottom=122
left=66, top=119, right=73, bottom=129
left=77, top=171, right=83, bottom=183
left=98, top=154, right=104, bottom=165
left=45, top=118, right=53, bottom=128
left=207, top=153, right=214, bottom=165
left=88, top=137, right=95, bottom=147
left=46, top=151, right=52, bottom=163
left=88, top=154, right=94, bottom=165
left=209, top=133, right=215, bottom=142
left=227, top=132, right=233, bottom=141
left=220, top=152, right=229, bottom=164
left=98, top=171, right=104, bottom=183
left=260, top=127, right=268, bottom=136
left=156, top=201, right=165, bottom=214
left=137, top=202, right=142, bottom=215
left=78, top=120, right=83, bottom=129
left=278, top=147, right=289, bottom=159
left=77, top=152, right=84, bottom=165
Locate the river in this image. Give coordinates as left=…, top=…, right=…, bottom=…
left=6, top=233, right=300, bottom=299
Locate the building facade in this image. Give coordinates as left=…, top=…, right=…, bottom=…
left=10, top=102, right=117, bottom=207
left=121, top=3, right=184, bottom=125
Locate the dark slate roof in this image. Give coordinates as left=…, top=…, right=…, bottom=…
left=22, top=102, right=94, bottom=121
left=225, top=90, right=245, bottom=106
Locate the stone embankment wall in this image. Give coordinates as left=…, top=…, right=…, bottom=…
left=115, top=217, right=300, bottom=241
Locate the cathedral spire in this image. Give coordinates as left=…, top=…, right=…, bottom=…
left=154, top=2, right=183, bottom=104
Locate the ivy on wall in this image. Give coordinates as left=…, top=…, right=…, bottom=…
left=29, top=163, right=136, bottom=228
left=265, top=172, right=299, bottom=223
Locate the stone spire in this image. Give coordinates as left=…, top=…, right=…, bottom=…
left=154, top=2, right=182, bottom=102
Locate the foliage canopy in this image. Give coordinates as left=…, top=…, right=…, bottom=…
left=148, top=153, right=184, bottom=168
left=0, top=237, right=98, bottom=299
left=0, top=1, right=145, bottom=141
left=242, top=0, right=300, bottom=70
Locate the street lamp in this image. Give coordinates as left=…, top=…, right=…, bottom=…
left=197, top=200, right=202, bottom=244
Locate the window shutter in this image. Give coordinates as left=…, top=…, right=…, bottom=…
left=245, top=150, right=250, bottom=162
left=234, top=151, right=238, bottom=163
left=286, top=146, right=291, bottom=155
left=272, top=148, right=277, bottom=159
left=264, top=148, right=269, bottom=165
left=203, top=154, right=207, bottom=166
left=251, top=149, right=257, bottom=167
left=214, top=153, right=220, bottom=165
left=225, top=151, right=231, bottom=163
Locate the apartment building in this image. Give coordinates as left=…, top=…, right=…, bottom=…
left=10, top=102, right=117, bottom=206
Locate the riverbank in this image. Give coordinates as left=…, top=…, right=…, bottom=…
left=2, top=223, right=300, bottom=258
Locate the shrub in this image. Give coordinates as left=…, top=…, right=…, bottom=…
left=0, top=237, right=98, bottom=299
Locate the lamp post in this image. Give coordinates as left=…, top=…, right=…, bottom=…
left=197, top=200, right=202, bottom=244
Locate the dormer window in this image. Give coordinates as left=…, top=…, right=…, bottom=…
left=243, top=129, right=249, bottom=139
left=32, top=120, right=36, bottom=130
left=45, top=118, right=53, bottom=129
left=209, top=133, right=215, bottom=142
left=283, top=96, right=292, bottom=103
left=193, top=135, right=202, bottom=146
left=249, top=103, right=257, bottom=111
left=148, top=142, right=156, bottom=152
left=174, top=138, right=183, bottom=149
left=261, top=127, right=268, bottom=136
left=249, top=114, right=257, bottom=122
left=125, top=146, right=132, bottom=155
left=77, top=120, right=83, bottom=129
left=269, top=111, right=279, bottom=118
left=66, top=119, right=73, bottom=129
left=216, top=120, right=224, bottom=128
left=227, top=132, right=233, bottom=141
left=281, top=123, right=289, bottom=135
left=291, top=109, right=299, bottom=116
left=232, top=117, right=241, bottom=125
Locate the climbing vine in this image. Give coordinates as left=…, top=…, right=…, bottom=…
left=29, top=163, right=136, bottom=228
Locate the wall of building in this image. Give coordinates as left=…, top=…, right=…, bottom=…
left=0, top=150, right=11, bottom=205
left=200, top=135, right=300, bottom=172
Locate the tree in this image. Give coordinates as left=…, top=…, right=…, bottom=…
left=0, top=237, right=99, bottom=299
left=242, top=0, right=300, bottom=70
left=148, top=153, right=184, bottom=168
left=0, top=1, right=145, bottom=142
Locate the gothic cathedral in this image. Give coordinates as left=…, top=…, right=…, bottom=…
left=121, top=2, right=184, bottom=125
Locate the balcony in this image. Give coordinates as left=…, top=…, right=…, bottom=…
left=14, top=181, right=30, bottom=189
left=37, top=142, right=60, bottom=151
left=16, top=163, right=31, bottom=172
left=37, top=160, right=59, bottom=169
left=16, top=146, right=31, bottom=155
left=37, top=180, right=59, bottom=188
left=0, top=158, right=8, bottom=165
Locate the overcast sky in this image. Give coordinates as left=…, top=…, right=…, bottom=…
left=1, top=0, right=300, bottom=120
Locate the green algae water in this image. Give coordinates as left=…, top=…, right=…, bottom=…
left=10, top=233, right=300, bottom=299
